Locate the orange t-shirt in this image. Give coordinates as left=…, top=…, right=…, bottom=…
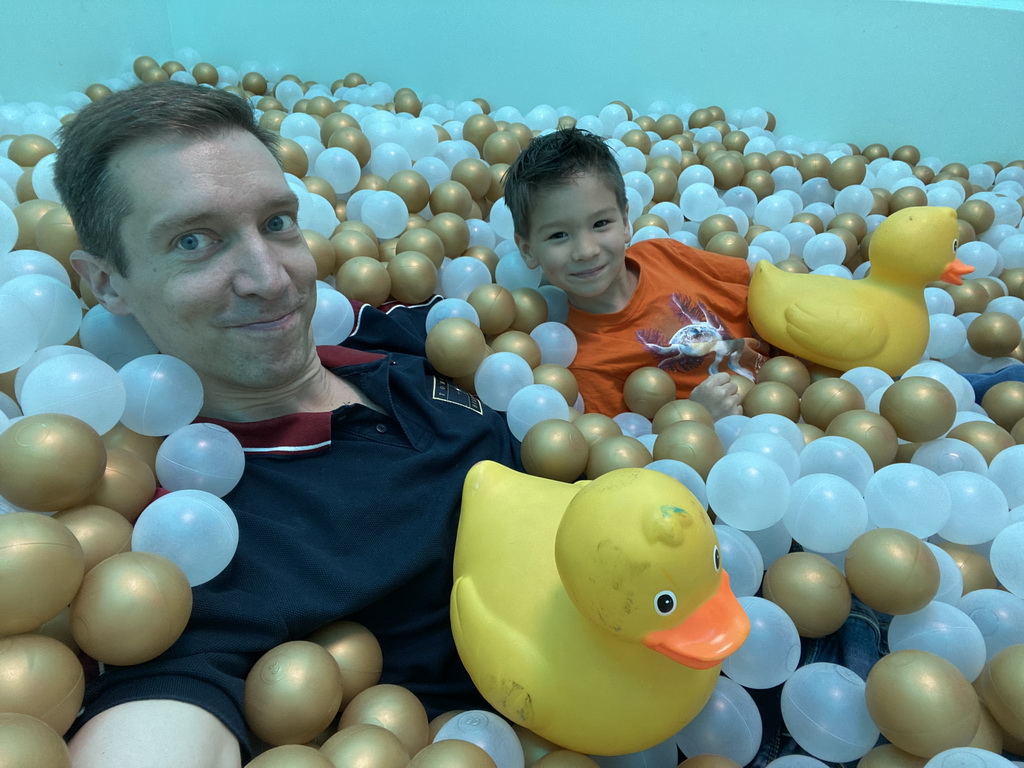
left=568, top=238, right=768, bottom=417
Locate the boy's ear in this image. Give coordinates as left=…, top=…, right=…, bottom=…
left=515, top=233, right=540, bottom=269
left=71, top=249, right=131, bottom=316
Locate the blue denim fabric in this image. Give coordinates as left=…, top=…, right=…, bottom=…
left=962, top=364, right=1024, bottom=403
left=746, top=597, right=890, bottom=768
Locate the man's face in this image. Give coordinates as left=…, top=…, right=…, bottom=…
left=92, top=130, right=318, bottom=395
left=515, top=173, right=631, bottom=314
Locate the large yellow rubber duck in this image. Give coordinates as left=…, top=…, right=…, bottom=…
left=747, top=205, right=973, bottom=376
left=450, top=461, right=749, bottom=756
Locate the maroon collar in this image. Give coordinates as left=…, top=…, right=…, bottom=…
left=198, top=346, right=385, bottom=454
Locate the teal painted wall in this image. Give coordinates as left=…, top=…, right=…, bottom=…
left=2, top=0, right=1021, bottom=164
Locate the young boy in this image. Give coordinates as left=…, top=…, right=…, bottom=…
left=504, top=127, right=769, bottom=420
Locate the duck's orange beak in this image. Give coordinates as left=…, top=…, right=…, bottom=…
left=642, top=571, right=750, bottom=670
left=940, top=257, right=974, bottom=285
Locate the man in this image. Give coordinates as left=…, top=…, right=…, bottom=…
left=55, top=80, right=520, bottom=767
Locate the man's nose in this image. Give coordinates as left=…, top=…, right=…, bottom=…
left=233, top=235, right=290, bottom=297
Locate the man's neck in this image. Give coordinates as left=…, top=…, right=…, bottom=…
left=198, top=363, right=379, bottom=423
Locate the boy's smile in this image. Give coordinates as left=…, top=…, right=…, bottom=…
left=515, top=173, right=638, bottom=315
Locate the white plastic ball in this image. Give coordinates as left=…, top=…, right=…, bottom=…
left=424, top=297, right=480, bottom=333
left=780, top=222, right=815, bottom=258
left=155, top=422, right=246, bottom=497
left=0, top=274, right=81, bottom=346
left=927, top=313, right=969, bottom=359
left=938, top=471, right=1009, bottom=545
left=887, top=601, right=987, bottom=681
left=926, top=542, right=965, bottom=606
left=529, top=322, right=577, bottom=367
left=678, top=164, right=715, bottom=192
left=78, top=304, right=160, bottom=370
left=679, top=182, right=722, bottom=222
left=505, top=384, right=570, bottom=441
left=911, top=438, right=988, bottom=476
left=839, top=367, right=894, bottom=401
left=714, top=413, right=751, bottom=450
left=923, top=747, right=1017, bottom=768
left=714, top=524, right=765, bottom=597
left=722, top=595, right=801, bottom=688
left=20, top=353, right=126, bottom=434
left=674, top=675, right=762, bottom=767
left=833, top=185, right=874, bottom=217
left=987, top=444, right=1024, bottom=507
left=958, top=588, right=1024, bottom=662
left=798, top=436, right=874, bottom=493
left=612, top=412, right=652, bottom=438
left=864, top=463, right=951, bottom=537
left=802, top=232, right=847, bottom=270
left=132, top=489, right=239, bottom=587
left=439, top=256, right=492, bottom=301
left=644, top=459, right=708, bottom=509
left=728, top=432, right=800, bottom=482
left=367, top=142, right=413, bottom=180
left=538, top=285, right=569, bottom=325
left=312, top=147, right=361, bottom=194
left=706, top=451, right=791, bottom=531
left=473, top=352, right=534, bottom=412
left=433, top=710, right=524, bottom=768
left=0, top=292, right=40, bottom=373
left=495, top=252, right=542, bottom=291
left=360, top=191, right=408, bottom=240
left=311, top=282, right=355, bottom=346
left=751, top=231, right=791, bottom=262
left=771, top=166, right=803, bottom=193
left=118, top=354, right=204, bottom=437
left=754, top=195, right=795, bottom=231
left=784, top=474, right=868, bottom=553
left=989, top=520, right=1024, bottom=597
left=780, top=663, right=879, bottom=763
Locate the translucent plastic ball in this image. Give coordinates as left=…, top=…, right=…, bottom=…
left=737, top=417, right=806, bottom=460
left=780, top=222, right=816, bottom=258
left=679, top=182, right=722, bottom=222
left=798, top=436, right=874, bottom=494
left=20, top=353, right=126, bottom=434
left=925, top=286, right=957, bottom=315
left=987, top=445, right=1024, bottom=507
left=958, top=588, right=1024, bottom=662
left=280, top=112, right=320, bottom=141
left=412, top=156, right=451, bottom=190
left=644, top=459, right=708, bottom=508
left=989, top=521, right=1024, bottom=597
left=397, top=117, right=439, bottom=161
left=131, top=489, right=238, bottom=587
left=538, top=285, right=569, bottom=325
left=839, top=367, right=894, bottom=401
left=801, top=232, right=846, bottom=270
left=0, top=249, right=71, bottom=287
left=0, top=200, right=18, bottom=254
left=488, top=198, right=515, bottom=241
left=359, top=191, right=408, bottom=240
left=367, top=142, right=412, bottom=180
left=784, top=474, right=868, bottom=553
left=923, top=748, right=1017, bottom=768
left=0, top=296, right=40, bottom=373
left=925, top=542, right=965, bottom=606
left=888, top=601, right=987, bottom=681
left=864, top=463, right=951, bottom=537
left=928, top=314, right=969, bottom=359
left=706, top=451, right=792, bottom=531
left=118, top=354, right=204, bottom=437
left=505, top=384, right=570, bottom=442
left=722, top=595, right=801, bottom=688
left=751, top=230, right=792, bottom=262
left=474, top=352, right=534, bottom=412
left=911, top=438, right=988, bottom=477
left=714, top=524, right=765, bottom=597
left=613, top=412, right=652, bottom=438
left=311, top=147, right=360, bottom=194
left=938, top=471, right=1009, bottom=545
left=833, top=185, right=875, bottom=217
left=714, top=413, right=751, bottom=451
left=530, top=322, right=577, bottom=367
left=678, top=164, right=715, bottom=191
left=728, top=432, right=800, bottom=483
left=433, top=710, right=524, bottom=768
left=766, top=757, right=830, bottom=768
left=0, top=274, right=81, bottom=346
left=956, top=242, right=999, bottom=278
left=439, top=256, right=492, bottom=301
left=311, top=282, right=355, bottom=346
left=495, top=252, right=542, bottom=292
left=675, top=675, right=763, bottom=767
left=424, top=298, right=480, bottom=333
left=753, top=195, right=795, bottom=231
left=592, top=737, right=678, bottom=768
left=155, top=422, right=246, bottom=497
left=781, top=663, right=879, bottom=763
left=78, top=304, right=160, bottom=369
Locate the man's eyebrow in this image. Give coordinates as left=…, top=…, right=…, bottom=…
left=147, top=192, right=300, bottom=242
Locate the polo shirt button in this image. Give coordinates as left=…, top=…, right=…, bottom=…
left=376, top=424, right=387, bottom=433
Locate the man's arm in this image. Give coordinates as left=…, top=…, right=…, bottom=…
left=70, top=700, right=242, bottom=768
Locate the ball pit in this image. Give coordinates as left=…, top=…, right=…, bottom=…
left=2, top=45, right=1024, bottom=768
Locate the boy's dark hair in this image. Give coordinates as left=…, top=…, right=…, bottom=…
left=54, top=80, right=280, bottom=277
left=503, top=127, right=627, bottom=238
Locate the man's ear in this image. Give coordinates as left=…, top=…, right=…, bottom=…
left=71, top=250, right=130, bottom=316
left=515, top=233, right=539, bottom=269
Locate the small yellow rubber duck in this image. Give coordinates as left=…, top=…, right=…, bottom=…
left=450, top=461, right=749, bottom=756
left=747, top=205, right=973, bottom=376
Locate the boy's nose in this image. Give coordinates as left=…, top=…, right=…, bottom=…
left=573, top=233, right=601, bottom=261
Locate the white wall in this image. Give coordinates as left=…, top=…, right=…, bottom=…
left=3, top=0, right=1021, bottom=165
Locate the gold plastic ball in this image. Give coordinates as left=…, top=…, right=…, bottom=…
left=980, top=381, right=1024, bottom=430
left=756, top=356, right=811, bottom=396
left=521, top=419, right=589, bottom=482
left=968, top=312, right=1023, bottom=358
left=741, top=381, right=801, bottom=421
left=0, top=712, right=70, bottom=768
left=0, top=634, right=84, bottom=735
left=652, top=420, right=724, bottom=480
left=336, top=257, right=391, bottom=307
left=799, top=378, right=866, bottom=431
left=585, top=435, right=653, bottom=479
left=622, top=366, right=677, bottom=419
left=844, top=529, right=939, bottom=614
left=825, top=409, right=898, bottom=470
left=306, top=620, right=383, bottom=710
left=879, top=377, right=957, bottom=443
left=572, top=413, right=622, bottom=447
left=762, top=552, right=852, bottom=638
left=489, top=330, right=542, bottom=369
left=651, top=399, right=714, bottom=433
left=424, top=318, right=488, bottom=378
left=467, top=283, right=516, bottom=336
left=387, top=251, right=437, bottom=304
left=338, top=684, right=429, bottom=757
left=974, top=644, right=1024, bottom=741
left=533, top=364, right=578, bottom=406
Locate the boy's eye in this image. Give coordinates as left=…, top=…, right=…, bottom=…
left=266, top=213, right=297, bottom=233
left=547, top=231, right=567, bottom=241
left=594, top=220, right=611, bottom=228
left=175, top=233, right=212, bottom=252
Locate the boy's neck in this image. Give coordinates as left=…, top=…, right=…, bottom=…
left=570, top=258, right=640, bottom=315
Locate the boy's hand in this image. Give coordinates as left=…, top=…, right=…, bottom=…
left=690, top=372, right=743, bottom=421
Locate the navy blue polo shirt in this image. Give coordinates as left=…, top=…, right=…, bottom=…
left=73, top=299, right=522, bottom=755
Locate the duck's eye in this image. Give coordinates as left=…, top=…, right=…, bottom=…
left=654, top=590, right=676, bottom=616
left=712, top=545, right=721, bottom=572
left=953, top=239, right=959, bottom=253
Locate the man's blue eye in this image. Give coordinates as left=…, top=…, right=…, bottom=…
left=177, top=233, right=204, bottom=251
left=267, top=214, right=295, bottom=232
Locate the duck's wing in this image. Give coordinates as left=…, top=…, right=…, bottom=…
left=782, top=301, right=889, bottom=361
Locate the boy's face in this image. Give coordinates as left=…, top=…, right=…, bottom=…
left=515, top=174, right=632, bottom=314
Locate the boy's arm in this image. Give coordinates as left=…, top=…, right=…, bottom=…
left=70, top=700, right=241, bottom=768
